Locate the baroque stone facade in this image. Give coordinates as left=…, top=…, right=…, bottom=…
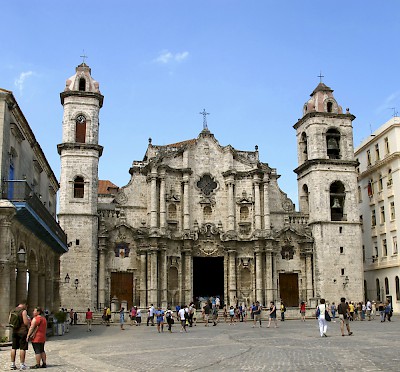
left=58, top=64, right=363, bottom=311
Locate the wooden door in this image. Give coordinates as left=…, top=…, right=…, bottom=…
left=279, top=273, right=299, bottom=307
left=111, top=272, right=133, bottom=309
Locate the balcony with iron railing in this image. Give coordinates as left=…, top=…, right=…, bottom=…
left=2, top=180, right=67, bottom=253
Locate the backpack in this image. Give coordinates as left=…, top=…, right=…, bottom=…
left=9, top=308, right=23, bottom=329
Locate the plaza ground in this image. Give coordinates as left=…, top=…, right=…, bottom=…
left=1, top=316, right=398, bottom=371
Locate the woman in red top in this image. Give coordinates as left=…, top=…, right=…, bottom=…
left=26, top=307, right=47, bottom=369
left=300, top=301, right=306, bottom=322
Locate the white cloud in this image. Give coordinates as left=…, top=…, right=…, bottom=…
left=14, top=71, right=34, bottom=94
left=154, top=50, right=189, bottom=64
left=375, top=91, right=400, bottom=115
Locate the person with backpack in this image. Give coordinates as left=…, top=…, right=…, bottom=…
left=10, top=300, right=30, bottom=370
left=280, top=301, right=286, bottom=321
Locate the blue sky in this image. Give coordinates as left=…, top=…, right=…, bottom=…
left=2, top=1, right=400, bottom=206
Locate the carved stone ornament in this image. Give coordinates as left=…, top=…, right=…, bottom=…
left=281, top=245, right=294, bottom=260
left=115, top=190, right=128, bottom=205
left=114, top=242, right=130, bottom=258
left=197, top=174, right=217, bottom=196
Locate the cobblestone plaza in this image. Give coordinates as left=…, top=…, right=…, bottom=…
left=1, top=317, right=398, bottom=371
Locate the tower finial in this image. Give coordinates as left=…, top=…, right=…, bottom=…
left=80, top=50, right=88, bottom=64
left=318, top=71, right=324, bottom=83
left=199, top=109, right=210, bottom=130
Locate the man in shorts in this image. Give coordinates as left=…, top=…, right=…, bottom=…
left=155, top=306, right=165, bottom=333
left=252, top=301, right=262, bottom=328
left=10, top=300, right=30, bottom=370
left=337, top=297, right=353, bottom=336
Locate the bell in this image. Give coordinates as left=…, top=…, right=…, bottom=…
left=332, top=198, right=341, bottom=209
left=327, top=138, right=339, bottom=150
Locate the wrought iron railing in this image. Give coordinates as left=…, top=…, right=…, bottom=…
left=2, top=180, right=67, bottom=244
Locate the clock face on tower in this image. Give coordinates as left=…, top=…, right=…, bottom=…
left=76, top=115, right=86, bottom=124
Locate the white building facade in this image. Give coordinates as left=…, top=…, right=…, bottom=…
left=355, top=117, right=400, bottom=312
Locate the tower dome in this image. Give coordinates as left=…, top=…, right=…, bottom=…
left=302, top=82, right=343, bottom=116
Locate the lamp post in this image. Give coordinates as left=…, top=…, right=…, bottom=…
left=74, top=278, right=79, bottom=292
left=64, top=273, right=70, bottom=284
left=17, top=248, right=26, bottom=264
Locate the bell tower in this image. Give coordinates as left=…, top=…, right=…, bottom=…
left=294, top=82, right=363, bottom=302
left=58, top=63, right=103, bottom=310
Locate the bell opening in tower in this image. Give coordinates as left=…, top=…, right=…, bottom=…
left=193, top=257, right=224, bottom=308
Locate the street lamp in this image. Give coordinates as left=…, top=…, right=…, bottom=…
left=64, top=273, right=70, bottom=283
left=74, top=278, right=79, bottom=291
left=17, top=248, right=26, bottom=263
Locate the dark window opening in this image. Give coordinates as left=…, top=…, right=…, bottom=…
left=79, top=78, right=86, bottom=91
left=74, top=176, right=84, bottom=198
left=326, top=128, right=341, bottom=159
left=300, top=132, right=308, bottom=160
left=327, top=101, right=333, bottom=113
left=340, top=247, right=344, bottom=254
left=76, top=239, right=80, bottom=246
left=385, top=277, right=389, bottom=295
left=330, top=181, right=345, bottom=221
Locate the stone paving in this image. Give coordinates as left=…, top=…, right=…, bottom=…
left=1, top=316, right=398, bottom=371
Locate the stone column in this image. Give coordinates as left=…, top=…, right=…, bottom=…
left=159, top=173, right=166, bottom=230
left=160, top=246, right=168, bottom=308
left=183, top=174, right=190, bottom=231
left=150, top=168, right=158, bottom=229
left=228, top=250, right=237, bottom=306
left=306, top=254, right=313, bottom=300
left=97, top=242, right=106, bottom=309
left=139, top=251, right=147, bottom=308
left=149, top=248, right=158, bottom=305
left=45, top=276, right=53, bottom=311
left=263, top=175, right=271, bottom=230
left=265, top=250, right=273, bottom=304
left=227, top=180, right=235, bottom=231
left=28, top=270, right=39, bottom=308
left=16, top=267, right=28, bottom=304
left=38, top=273, right=46, bottom=309
left=255, top=249, right=263, bottom=303
left=0, top=201, right=15, bottom=333
left=253, top=175, right=261, bottom=230
left=183, top=245, right=192, bottom=305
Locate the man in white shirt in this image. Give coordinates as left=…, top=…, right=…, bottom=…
left=366, top=300, right=372, bottom=321
left=147, top=304, right=155, bottom=326
left=178, top=305, right=187, bottom=332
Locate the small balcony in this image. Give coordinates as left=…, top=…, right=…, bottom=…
left=2, top=180, right=67, bottom=254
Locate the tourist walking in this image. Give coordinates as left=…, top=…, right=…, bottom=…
left=85, top=308, right=93, bottom=331
left=106, top=306, right=111, bottom=326
left=316, top=298, right=328, bottom=337
left=119, top=307, right=125, bottom=330
left=136, top=308, right=142, bottom=325
left=252, top=301, right=262, bottom=328
left=267, top=301, right=278, bottom=328
left=338, top=297, right=353, bottom=336
left=10, top=300, right=29, bottom=370
left=212, top=305, right=219, bottom=326
left=165, top=306, right=174, bottom=332
left=26, top=307, right=47, bottom=369
left=69, top=309, right=74, bottom=325
left=155, top=306, right=165, bottom=333
left=130, top=306, right=137, bottom=326
left=203, top=302, right=211, bottom=326
left=330, top=302, right=336, bottom=321
left=384, top=299, right=392, bottom=321
left=280, top=301, right=286, bottom=321
left=147, top=304, right=155, bottom=326
left=378, top=301, right=385, bottom=322
left=300, top=301, right=306, bottom=321
left=178, top=305, right=187, bottom=332
left=366, top=299, right=372, bottom=320
left=229, top=306, right=235, bottom=325
left=222, top=305, right=228, bottom=323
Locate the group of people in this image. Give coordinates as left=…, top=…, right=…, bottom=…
left=9, top=300, right=47, bottom=370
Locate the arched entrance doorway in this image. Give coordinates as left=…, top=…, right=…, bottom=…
left=193, top=257, right=224, bottom=306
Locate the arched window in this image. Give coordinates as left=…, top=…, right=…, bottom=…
left=330, top=181, right=345, bottom=221
left=74, top=176, right=84, bottom=198
left=327, top=101, right=333, bottom=113
left=75, top=115, right=86, bottom=143
left=301, top=184, right=309, bottom=214
left=385, top=277, right=389, bottom=295
left=79, top=78, right=86, bottom=91
left=326, top=128, right=341, bottom=159
left=376, top=278, right=381, bottom=300
left=396, top=276, right=400, bottom=301
left=300, top=132, right=308, bottom=161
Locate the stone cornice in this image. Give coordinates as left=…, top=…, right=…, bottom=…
left=60, top=90, right=104, bottom=107
left=357, top=152, right=400, bottom=179
left=294, top=158, right=358, bottom=175
left=57, top=143, right=103, bottom=156
left=293, top=112, right=355, bottom=130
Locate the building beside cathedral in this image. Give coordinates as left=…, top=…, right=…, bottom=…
left=58, top=63, right=364, bottom=311
left=0, top=88, right=67, bottom=338
left=356, top=117, right=400, bottom=312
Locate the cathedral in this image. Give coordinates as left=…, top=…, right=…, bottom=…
left=58, top=63, right=364, bottom=311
